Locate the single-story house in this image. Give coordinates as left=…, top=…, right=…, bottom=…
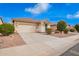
left=12, top=18, right=56, bottom=33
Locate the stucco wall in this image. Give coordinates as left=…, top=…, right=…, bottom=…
left=39, top=22, right=45, bottom=32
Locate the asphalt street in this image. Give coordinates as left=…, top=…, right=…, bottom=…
left=61, top=43, right=79, bottom=56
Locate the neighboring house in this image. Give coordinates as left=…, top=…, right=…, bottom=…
left=50, top=24, right=57, bottom=32
left=67, top=25, right=74, bottom=29
left=12, top=18, right=56, bottom=33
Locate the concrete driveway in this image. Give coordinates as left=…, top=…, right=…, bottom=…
left=0, top=31, right=79, bottom=56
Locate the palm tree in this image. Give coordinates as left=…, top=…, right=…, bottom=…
left=0, top=17, right=4, bottom=24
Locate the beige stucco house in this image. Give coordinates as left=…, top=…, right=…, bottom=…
left=12, top=18, right=56, bottom=33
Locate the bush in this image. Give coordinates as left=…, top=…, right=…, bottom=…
left=0, top=23, right=15, bottom=36
left=70, top=28, right=75, bottom=32
left=46, top=28, right=52, bottom=34
left=74, top=24, right=79, bottom=32
left=57, top=20, right=67, bottom=32
left=64, top=29, right=68, bottom=34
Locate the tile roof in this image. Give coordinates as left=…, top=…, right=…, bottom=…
left=12, top=18, right=41, bottom=24
left=12, top=18, right=56, bottom=25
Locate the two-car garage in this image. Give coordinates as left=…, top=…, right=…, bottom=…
left=12, top=18, right=45, bottom=33
left=15, top=23, right=36, bottom=33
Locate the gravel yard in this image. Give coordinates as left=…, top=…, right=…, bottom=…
left=40, top=32, right=78, bottom=38
left=0, top=33, right=26, bottom=49
left=51, top=32, right=78, bottom=38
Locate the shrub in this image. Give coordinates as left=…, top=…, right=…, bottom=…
left=46, top=28, right=52, bottom=34
left=64, top=29, right=68, bottom=34
left=70, top=28, right=75, bottom=32
left=0, top=23, right=15, bottom=36
left=74, top=24, right=79, bottom=32
left=57, top=20, right=67, bottom=33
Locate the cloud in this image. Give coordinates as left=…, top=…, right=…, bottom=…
left=67, top=11, right=79, bottom=19
left=66, top=14, right=73, bottom=19
left=25, top=3, right=50, bottom=14
left=74, top=11, right=79, bottom=18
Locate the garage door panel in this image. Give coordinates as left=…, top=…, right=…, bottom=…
left=16, top=25, right=35, bottom=32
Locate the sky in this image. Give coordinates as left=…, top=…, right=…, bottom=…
left=0, top=3, right=79, bottom=25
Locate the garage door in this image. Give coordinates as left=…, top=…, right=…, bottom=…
left=16, top=25, right=36, bottom=32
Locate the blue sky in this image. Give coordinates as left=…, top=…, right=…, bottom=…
left=0, top=3, right=79, bottom=25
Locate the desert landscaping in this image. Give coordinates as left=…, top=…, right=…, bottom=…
left=0, top=18, right=79, bottom=56
left=0, top=33, right=25, bottom=49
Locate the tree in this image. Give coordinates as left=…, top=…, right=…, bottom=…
left=57, top=20, right=67, bottom=33
left=0, top=17, right=4, bottom=24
